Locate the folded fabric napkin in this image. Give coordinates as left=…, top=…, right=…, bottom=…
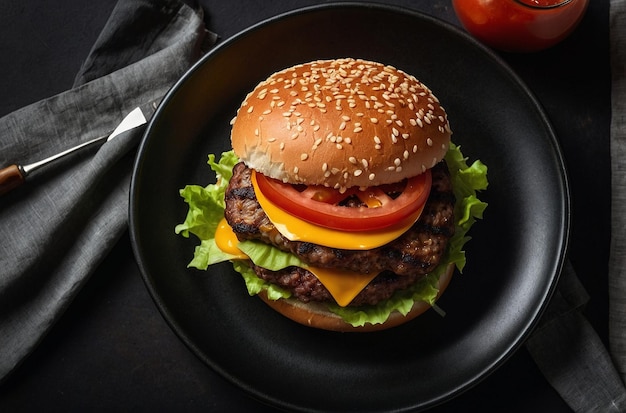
left=610, top=0, right=626, bottom=394
left=0, top=0, right=215, bottom=383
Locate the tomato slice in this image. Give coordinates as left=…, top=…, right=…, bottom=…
left=253, top=170, right=432, bottom=232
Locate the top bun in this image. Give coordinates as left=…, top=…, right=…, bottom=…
left=230, top=58, right=452, bottom=189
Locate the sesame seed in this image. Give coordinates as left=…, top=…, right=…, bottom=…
left=369, top=173, right=376, bottom=181
left=394, top=158, right=401, bottom=166
left=301, top=153, right=308, bottom=161
left=361, top=159, right=369, bottom=168
left=403, top=150, right=409, bottom=160
left=247, top=106, right=254, bottom=113
left=353, top=127, right=363, bottom=133
left=374, top=136, right=381, bottom=144
left=402, top=133, right=410, bottom=140
left=427, top=138, right=433, bottom=146
left=282, top=112, right=291, bottom=117
left=354, top=169, right=363, bottom=177
left=370, top=117, right=379, bottom=124
left=349, top=156, right=358, bottom=164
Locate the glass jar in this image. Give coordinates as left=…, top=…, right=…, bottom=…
left=452, top=0, right=590, bottom=52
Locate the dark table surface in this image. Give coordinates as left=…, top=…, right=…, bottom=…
left=0, top=1, right=610, bottom=411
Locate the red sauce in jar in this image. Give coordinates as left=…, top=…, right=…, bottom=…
left=452, top=0, right=589, bottom=52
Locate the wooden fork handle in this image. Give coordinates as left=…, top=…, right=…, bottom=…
left=0, top=164, right=25, bottom=196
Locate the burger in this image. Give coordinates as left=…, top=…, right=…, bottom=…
left=176, top=58, right=487, bottom=332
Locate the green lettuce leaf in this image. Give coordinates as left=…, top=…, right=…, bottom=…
left=175, top=144, right=488, bottom=328
left=238, top=241, right=307, bottom=271
left=174, top=151, right=240, bottom=269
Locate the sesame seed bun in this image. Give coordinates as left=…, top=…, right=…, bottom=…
left=230, top=58, right=452, bottom=190
left=258, top=263, right=455, bottom=332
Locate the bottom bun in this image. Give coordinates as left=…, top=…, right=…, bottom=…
left=258, top=263, right=456, bottom=333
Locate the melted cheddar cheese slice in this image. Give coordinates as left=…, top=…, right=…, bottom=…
left=215, top=219, right=248, bottom=259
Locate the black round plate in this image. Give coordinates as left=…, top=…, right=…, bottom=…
left=129, top=3, right=569, bottom=412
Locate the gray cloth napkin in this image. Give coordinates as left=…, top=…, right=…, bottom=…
left=0, top=0, right=215, bottom=383
left=526, top=262, right=626, bottom=412
left=609, top=0, right=626, bottom=387
left=524, top=1, right=626, bottom=412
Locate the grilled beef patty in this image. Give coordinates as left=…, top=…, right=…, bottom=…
left=224, top=161, right=455, bottom=306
